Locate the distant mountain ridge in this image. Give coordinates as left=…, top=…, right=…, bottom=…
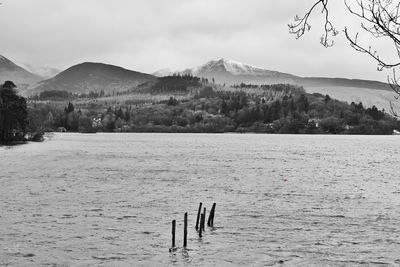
left=30, top=62, right=155, bottom=96
left=0, top=55, right=43, bottom=89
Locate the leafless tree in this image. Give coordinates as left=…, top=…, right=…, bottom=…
left=289, top=0, right=400, bottom=115
left=289, top=0, right=339, bottom=47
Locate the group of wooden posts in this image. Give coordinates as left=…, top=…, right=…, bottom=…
left=171, top=202, right=216, bottom=249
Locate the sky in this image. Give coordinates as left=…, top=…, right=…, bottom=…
left=0, top=0, right=394, bottom=82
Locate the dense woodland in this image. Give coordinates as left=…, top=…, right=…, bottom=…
left=24, top=76, right=400, bottom=135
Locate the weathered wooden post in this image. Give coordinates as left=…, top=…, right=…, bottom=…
left=211, top=203, right=216, bottom=226
left=202, top=207, right=206, bottom=231
left=195, top=202, right=202, bottom=230
left=208, top=203, right=216, bottom=227
left=199, top=213, right=204, bottom=237
left=183, top=212, right=188, bottom=247
left=172, top=219, right=176, bottom=248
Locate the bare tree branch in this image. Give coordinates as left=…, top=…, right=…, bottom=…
left=290, top=0, right=400, bottom=115
left=344, top=0, right=400, bottom=69
left=288, top=0, right=339, bottom=47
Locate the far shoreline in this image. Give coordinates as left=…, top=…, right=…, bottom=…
left=46, top=131, right=400, bottom=136
left=2, top=131, right=397, bottom=148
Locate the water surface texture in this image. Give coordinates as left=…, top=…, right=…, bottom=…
left=1, top=133, right=400, bottom=266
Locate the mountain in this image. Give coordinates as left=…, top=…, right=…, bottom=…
left=0, top=55, right=43, bottom=89
left=193, top=58, right=297, bottom=85
left=153, top=58, right=298, bottom=85
left=29, top=62, right=156, bottom=96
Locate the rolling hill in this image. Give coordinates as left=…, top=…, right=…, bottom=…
left=29, top=62, right=156, bottom=96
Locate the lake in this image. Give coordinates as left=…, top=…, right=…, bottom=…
left=1, top=133, right=400, bottom=266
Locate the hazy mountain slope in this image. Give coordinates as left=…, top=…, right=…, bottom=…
left=297, top=77, right=392, bottom=91
left=22, top=64, right=60, bottom=79
left=304, top=86, right=400, bottom=115
left=0, top=55, right=43, bottom=89
left=30, top=62, right=156, bottom=96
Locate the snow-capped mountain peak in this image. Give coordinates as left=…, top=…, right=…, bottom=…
left=152, top=58, right=276, bottom=77
left=194, top=58, right=272, bottom=76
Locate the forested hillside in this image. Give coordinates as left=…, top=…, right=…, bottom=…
left=26, top=77, right=400, bottom=135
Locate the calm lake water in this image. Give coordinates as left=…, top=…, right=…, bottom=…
left=1, top=133, right=400, bottom=266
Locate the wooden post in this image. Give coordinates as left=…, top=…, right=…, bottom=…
left=195, top=202, right=202, bottom=230
left=208, top=203, right=216, bottom=227
left=183, top=212, right=188, bottom=247
left=202, top=207, right=206, bottom=231
left=199, top=213, right=204, bottom=237
left=207, top=205, right=212, bottom=226
left=172, top=220, right=176, bottom=248
left=211, top=203, right=216, bottom=226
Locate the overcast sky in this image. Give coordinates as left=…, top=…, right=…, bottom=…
left=0, top=0, right=393, bottom=81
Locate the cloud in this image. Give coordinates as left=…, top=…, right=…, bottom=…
left=0, top=0, right=391, bottom=82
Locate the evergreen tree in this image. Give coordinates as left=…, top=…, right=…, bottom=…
left=65, top=102, right=75, bottom=113
left=324, top=95, right=331, bottom=104
left=297, top=94, right=309, bottom=113
left=221, top=100, right=228, bottom=115
left=0, top=81, right=28, bottom=142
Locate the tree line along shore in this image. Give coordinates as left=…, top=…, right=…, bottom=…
left=1, top=75, right=400, bottom=144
